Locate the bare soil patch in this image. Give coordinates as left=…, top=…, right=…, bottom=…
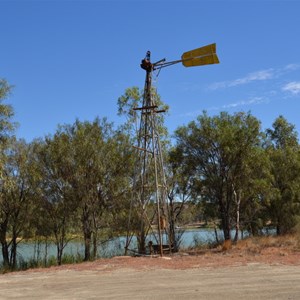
left=1, top=236, right=300, bottom=299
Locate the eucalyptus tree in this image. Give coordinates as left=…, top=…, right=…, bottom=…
left=0, top=79, right=15, bottom=144
left=174, top=111, right=263, bottom=242
left=100, top=129, right=133, bottom=238
left=58, top=118, right=132, bottom=260
left=232, top=145, right=271, bottom=238
left=0, top=79, right=15, bottom=182
left=0, top=78, right=14, bottom=193
left=117, top=86, right=169, bottom=139
left=0, top=139, right=39, bottom=268
left=36, top=133, right=78, bottom=265
left=265, top=116, right=300, bottom=235
left=166, top=146, right=195, bottom=251
left=0, top=79, right=19, bottom=268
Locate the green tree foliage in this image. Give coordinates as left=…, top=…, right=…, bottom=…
left=35, top=134, right=78, bottom=265
left=43, top=118, right=133, bottom=261
left=117, top=86, right=169, bottom=139
left=166, top=146, right=194, bottom=251
left=0, top=79, right=15, bottom=182
left=0, top=79, right=20, bottom=269
left=0, top=139, right=38, bottom=269
left=265, top=116, right=300, bottom=235
left=174, top=111, right=264, bottom=241
left=0, top=79, right=15, bottom=144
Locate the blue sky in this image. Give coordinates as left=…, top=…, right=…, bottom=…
left=1, top=0, right=300, bottom=141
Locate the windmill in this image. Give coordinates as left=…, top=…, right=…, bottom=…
left=124, top=43, right=219, bottom=256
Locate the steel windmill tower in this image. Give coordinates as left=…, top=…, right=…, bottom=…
left=125, top=43, right=219, bottom=256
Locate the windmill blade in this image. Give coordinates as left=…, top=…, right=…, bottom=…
left=182, top=53, right=219, bottom=67
left=181, top=43, right=216, bottom=60
left=181, top=43, right=219, bottom=67
left=152, top=43, right=219, bottom=70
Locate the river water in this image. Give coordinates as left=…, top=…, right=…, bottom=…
left=1, top=228, right=254, bottom=265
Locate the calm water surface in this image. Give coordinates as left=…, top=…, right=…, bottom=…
left=1, top=228, right=253, bottom=264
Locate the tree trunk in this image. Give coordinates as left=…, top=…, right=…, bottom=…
left=92, top=210, right=100, bottom=259
left=137, top=219, right=146, bottom=254
left=1, top=239, right=10, bottom=268
left=82, top=205, right=92, bottom=261
left=233, top=189, right=241, bottom=243
left=214, top=226, right=219, bottom=244
left=219, top=201, right=231, bottom=241
left=56, top=244, right=63, bottom=266
left=169, top=221, right=176, bottom=252
left=54, top=231, right=64, bottom=266
left=223, top=222, right=231, bottom=241
left=92, top=232, right=97, bottom=259
left=10, top=235, right=18, bottom=269
left=44, top=238, right=48, bottom=267
left=168, top=199, right=176, bottom=252
left=83, top=225, right=92, bottom=261
left=0, top=221, right=10, bottom=268
left=84, top=235, right=91, bottom=261
left=276, top=223, right=281, bottom=236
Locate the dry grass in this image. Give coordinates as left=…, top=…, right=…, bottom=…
left=234, top=234, right=300, bottom=255
left=185, top=234, right=300, bottom=257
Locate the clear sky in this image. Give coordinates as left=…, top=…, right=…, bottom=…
left=1, top=0, right=300, bottom=141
